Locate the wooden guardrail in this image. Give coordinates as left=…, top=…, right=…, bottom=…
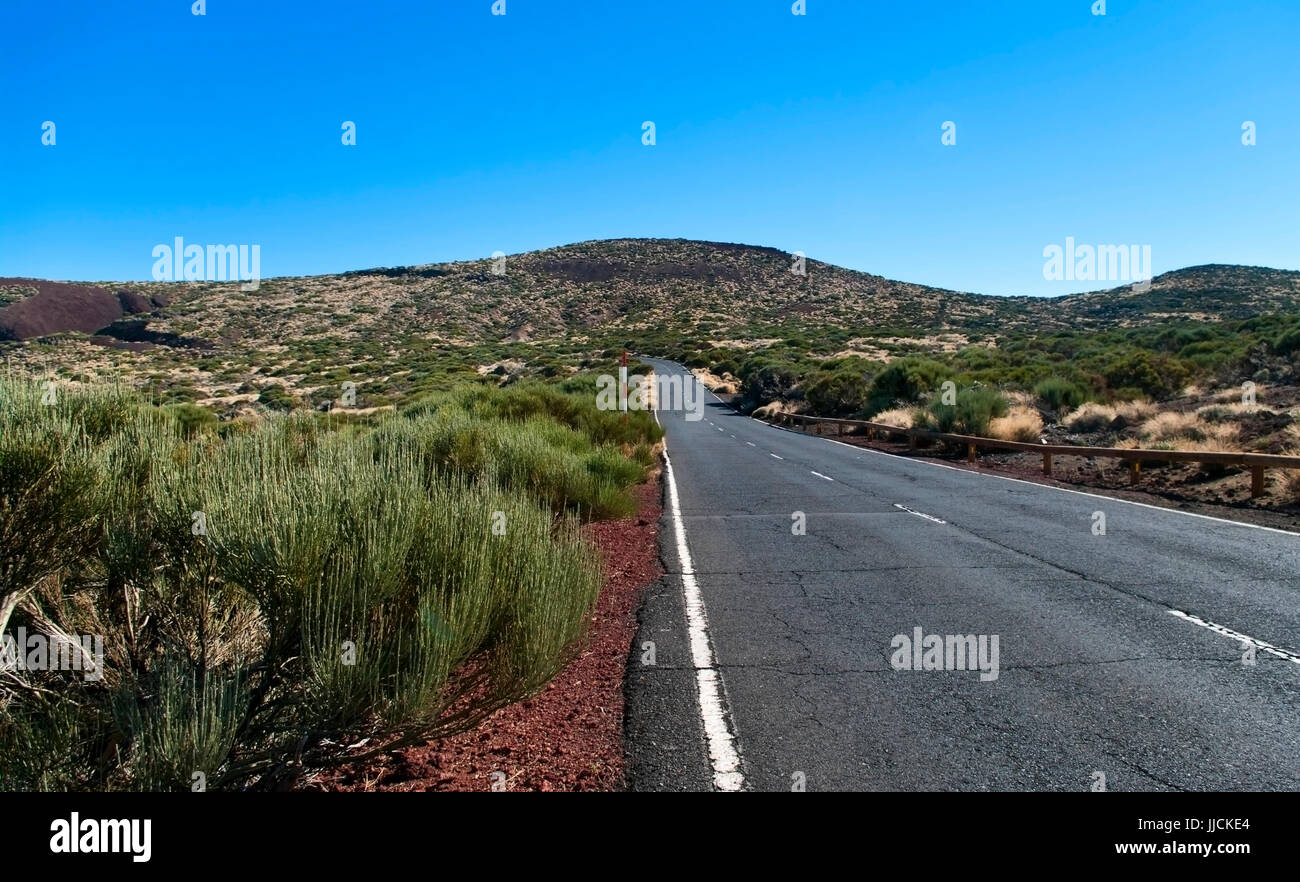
left=779, top=413, right=1300, bottom=498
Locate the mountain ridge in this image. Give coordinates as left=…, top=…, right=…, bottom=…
left=3, top=238, right=1299, bottom=413
left=5, top=239, right=1299, bottom=345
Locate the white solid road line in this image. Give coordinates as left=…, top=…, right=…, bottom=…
left=654, top=406, right=745, bottom=791
left=1167, top=609, right=1300, bottom=665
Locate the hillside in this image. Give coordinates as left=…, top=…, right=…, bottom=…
left=3, top=239, right=1299, bottom=414
left=1029, top=264, right=1300, bottom=329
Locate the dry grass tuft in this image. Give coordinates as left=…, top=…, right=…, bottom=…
left=1063, top=402, right=1117, bottom=433
left=753, top=401, right=797, bottom=420
left=988, top=406, right=1044, bottom=442
left=1280, top=449, right=1300, bottom=500
left=1213, top=385, right=1266, bottom=405
left=1138, top=411, right=1201, bottom=441
left=691, top=368, right=737, bottom=395
left=1196, top=401, right=1260, bottom=420
left=1162, top=435, right=1241, bottom=454
left=870, top=407, right=915, bottom=429
left=1115, top=399, right=1159, bottom=422
left=1202, top=421, right=1241, bottom=445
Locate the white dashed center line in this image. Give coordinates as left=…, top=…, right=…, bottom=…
left=892, top=503, right=946, bottom=524
left=810, top=471, right=834, bottom=481
left=1168, top=610, right=1300, bottom=664
left=770, top=453, right=783, bottom=460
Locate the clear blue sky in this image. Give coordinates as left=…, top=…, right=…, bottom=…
left=1, top=0, right=1296, bottom=295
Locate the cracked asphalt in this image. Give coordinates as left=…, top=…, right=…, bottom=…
left=624, top=359, right=1300, bottom=792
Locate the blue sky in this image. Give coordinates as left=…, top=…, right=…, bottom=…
left=1, top=0, right=1296, bottom=295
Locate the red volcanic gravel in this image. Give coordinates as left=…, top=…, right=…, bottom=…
left=315, top=471, right=663, bottom=791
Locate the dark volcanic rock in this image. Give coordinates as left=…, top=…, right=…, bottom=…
left=117, top=290, right=152, bottom=314
left=0, top=277, right=159, bottom=340
left=96, top=319, right=211, bottom=350
left=1237, top=409, right=1293, bottom=438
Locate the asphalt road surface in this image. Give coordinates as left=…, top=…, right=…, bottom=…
left=624, top=359, right=1300, bottom=792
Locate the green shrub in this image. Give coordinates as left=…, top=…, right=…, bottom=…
left=0, top=375, right=649, bottom=791
left=803, top=369, right=870, bottom=418
left=257, top=384, right=298, bottom=412
left=378, top=409, right=644, bottom=520
left=1099, top=351, right=1188, bottom=400
left=865, top=358, right=948, bottom=415
left=1033, top=377, right=1089, bottom=412
left=917, top=386, right=1008, bottom=437
left=1274, top=328, right=1300, bottom=356
left=167, top=403, right=218, bottom=439
left=739, top=362, right=800, bottom=412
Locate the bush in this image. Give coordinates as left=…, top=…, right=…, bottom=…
left=739, top=362, right=800, bottom=412
left=1274, top=328, right=1300, bottom=356
left=1033, top=377, right=1088, bottom=413
left=1099, top=351, right=1188, bottom=400
left=917, top=387, right=1008, bottom=437
left=167, top=403, right=218, bottom=439
left=379, top=409, right=644, bottom=519
left=441, top=379, right=663, bottom=452
left=865, top=358, right=948, bottom=415
left=803, top=369, right=869, bottom=418
left=257, top=384, right=298, bottom=412
left=0, top=376, right=650, bottom=791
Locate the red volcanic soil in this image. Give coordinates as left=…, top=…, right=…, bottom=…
left=313, top=472, right=664, bottom=792
left=0, top=278, right=161, bottom=340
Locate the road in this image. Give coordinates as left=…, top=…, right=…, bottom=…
left=624, top=359, right=1300, bottom=791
